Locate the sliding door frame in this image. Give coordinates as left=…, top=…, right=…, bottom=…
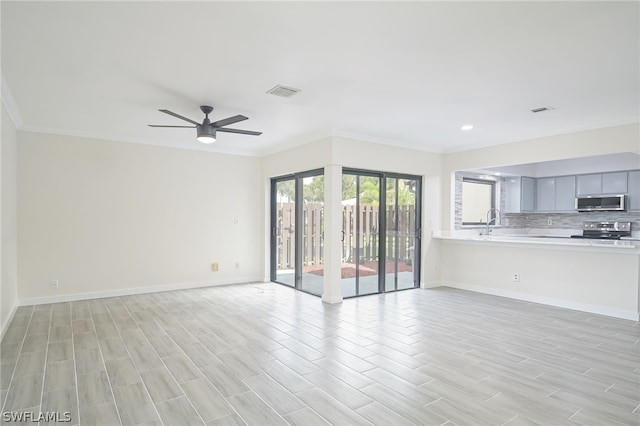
left=270, top=169, right=324, bottom=294
left=342, top=169, right=385, bottom=296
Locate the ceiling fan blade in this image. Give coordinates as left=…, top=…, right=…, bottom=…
left=148, top=125, right=195, bottom=128
left=158, top=109, right=201, bottom=126
left=211, top=115, right=248, bottom=128
left=216, top=128, right=263, bottom=136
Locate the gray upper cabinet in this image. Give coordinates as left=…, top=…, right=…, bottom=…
left=576, top=174, right=602, bottom=195
left=628, top=171, right=640, bottom=211
left=535, top=176, right=575, bottom=212
left=521, top=177, right=535, bottom=212
left=505, top=176, right=535, bottom=213
left=602, top=172, right=628, bottom=194
left=536, top=177, right=556, bottom=211
left=555, top=176, right=576, bottom=211
left=577, top=171, right=628, bottom=195
left=502, top=170, right=637, bottom=213
left=504, top=177, right=521, bottom=213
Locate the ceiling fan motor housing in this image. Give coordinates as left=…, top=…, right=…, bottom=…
left=197, top=125, right=216, bottom=143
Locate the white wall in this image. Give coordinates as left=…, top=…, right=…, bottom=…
left=1, top=103, right=18, bottom=335
left=261, top=137, right=332, bottom=178
left=18, top=131, right=263, bottom=302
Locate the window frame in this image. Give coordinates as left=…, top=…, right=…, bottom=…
left=461, top=177, right=496, bottom=226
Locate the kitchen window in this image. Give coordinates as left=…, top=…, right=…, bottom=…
left=462, top=178, right=496, bottom=225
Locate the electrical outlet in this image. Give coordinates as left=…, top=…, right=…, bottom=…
left=212, top=263, right=219, bottom=272
left=512, top=273, right=520, bottom=282
left=50, top=280, right=59, bottom=289
left=547, top=217, right=553, bottom=226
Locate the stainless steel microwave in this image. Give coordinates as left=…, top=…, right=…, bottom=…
left=575, top=194, right=627, bottom=212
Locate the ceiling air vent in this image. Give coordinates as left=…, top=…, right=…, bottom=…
left=266, top=85, right=301, bottom=98
left=531, top=106, right=555, bottom=113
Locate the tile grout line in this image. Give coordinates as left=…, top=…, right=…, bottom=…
left=499, top=414, right=519, bottom=426
left=36, top=305, right=54, bottom=416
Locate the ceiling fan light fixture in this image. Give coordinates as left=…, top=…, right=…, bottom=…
left=150, top=106, right=261, bottom=143
left=197, top=126, right=216, bottom=144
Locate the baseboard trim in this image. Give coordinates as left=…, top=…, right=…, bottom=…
left=1, top=302, right=19, bottom=340
left=18, top=277, right=261, bottom=307
left=436, top=281, right=639, bottom=321
left=322, top=294, right=343, bottom=304
left=421, top=280, right=442, bottom=289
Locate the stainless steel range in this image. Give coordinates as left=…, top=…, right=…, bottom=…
left=571, top=221, right=631, bottom=240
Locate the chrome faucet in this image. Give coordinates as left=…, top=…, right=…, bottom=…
left=482, top=208, right=501, bottom=235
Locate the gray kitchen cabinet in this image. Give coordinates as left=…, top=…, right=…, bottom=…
left=536, top=177, right=556, bottom=211
left=521, top=177, right=535, bottom=212
left=628, top=171, right=640, bottom=211
left=602, top=171, right=628, bottom=194
left=534, top=176, right=575, bottom=212
left=505, top=176, right=536, bottom=213
left=577, top=173, right=602, bottom=195
left=555, top=176, right=576, bottom=211
left=504, top=177, right=521, bottom=213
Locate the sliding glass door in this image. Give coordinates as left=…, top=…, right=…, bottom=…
left=273, top=178, right=296, bottom=287
left=385, top=176, right=421, bottom=291
left=341, top=172, right=381, bottom=297
left=342, top=169, right=421, bottom=297
left=271, top=170, right=324, bottom=295
left=272, top=168, right=420, bottom=298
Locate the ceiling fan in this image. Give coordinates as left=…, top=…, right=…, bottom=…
left=149, top=105, right=262, bottom=144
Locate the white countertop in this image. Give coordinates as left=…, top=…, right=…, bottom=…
left=432, top=229, right=640, bottom=253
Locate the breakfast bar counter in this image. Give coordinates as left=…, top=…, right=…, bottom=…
left=433, top=231, right=640, bottom=254
left=430, top=229, right=640, bottom=321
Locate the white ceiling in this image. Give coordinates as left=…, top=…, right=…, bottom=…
left=2, top=1, right=639, bottom=156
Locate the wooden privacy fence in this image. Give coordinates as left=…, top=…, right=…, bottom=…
left=275, top=203, right=416, bottom=269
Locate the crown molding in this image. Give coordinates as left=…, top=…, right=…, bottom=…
left=1, top=72, right=23, bottom=128
left=332, top=129, right=445, bottom=154
left=18, top=125, right=262, bottom=157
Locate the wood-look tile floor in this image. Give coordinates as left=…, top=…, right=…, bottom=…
left=1, top=284, right=639, bottom=426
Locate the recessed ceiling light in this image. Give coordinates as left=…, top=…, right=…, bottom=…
left=461, top=124, right=473, bottom=131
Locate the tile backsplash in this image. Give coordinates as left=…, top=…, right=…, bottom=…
left=504, top=211, right=640, bottom=230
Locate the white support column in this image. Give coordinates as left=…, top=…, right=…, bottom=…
left=322, top=164, right=343, bottom=304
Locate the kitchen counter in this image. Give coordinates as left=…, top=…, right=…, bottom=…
left=433, top=229, right=640, bottom=321
left=433, top=231, right=640, bottom=254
